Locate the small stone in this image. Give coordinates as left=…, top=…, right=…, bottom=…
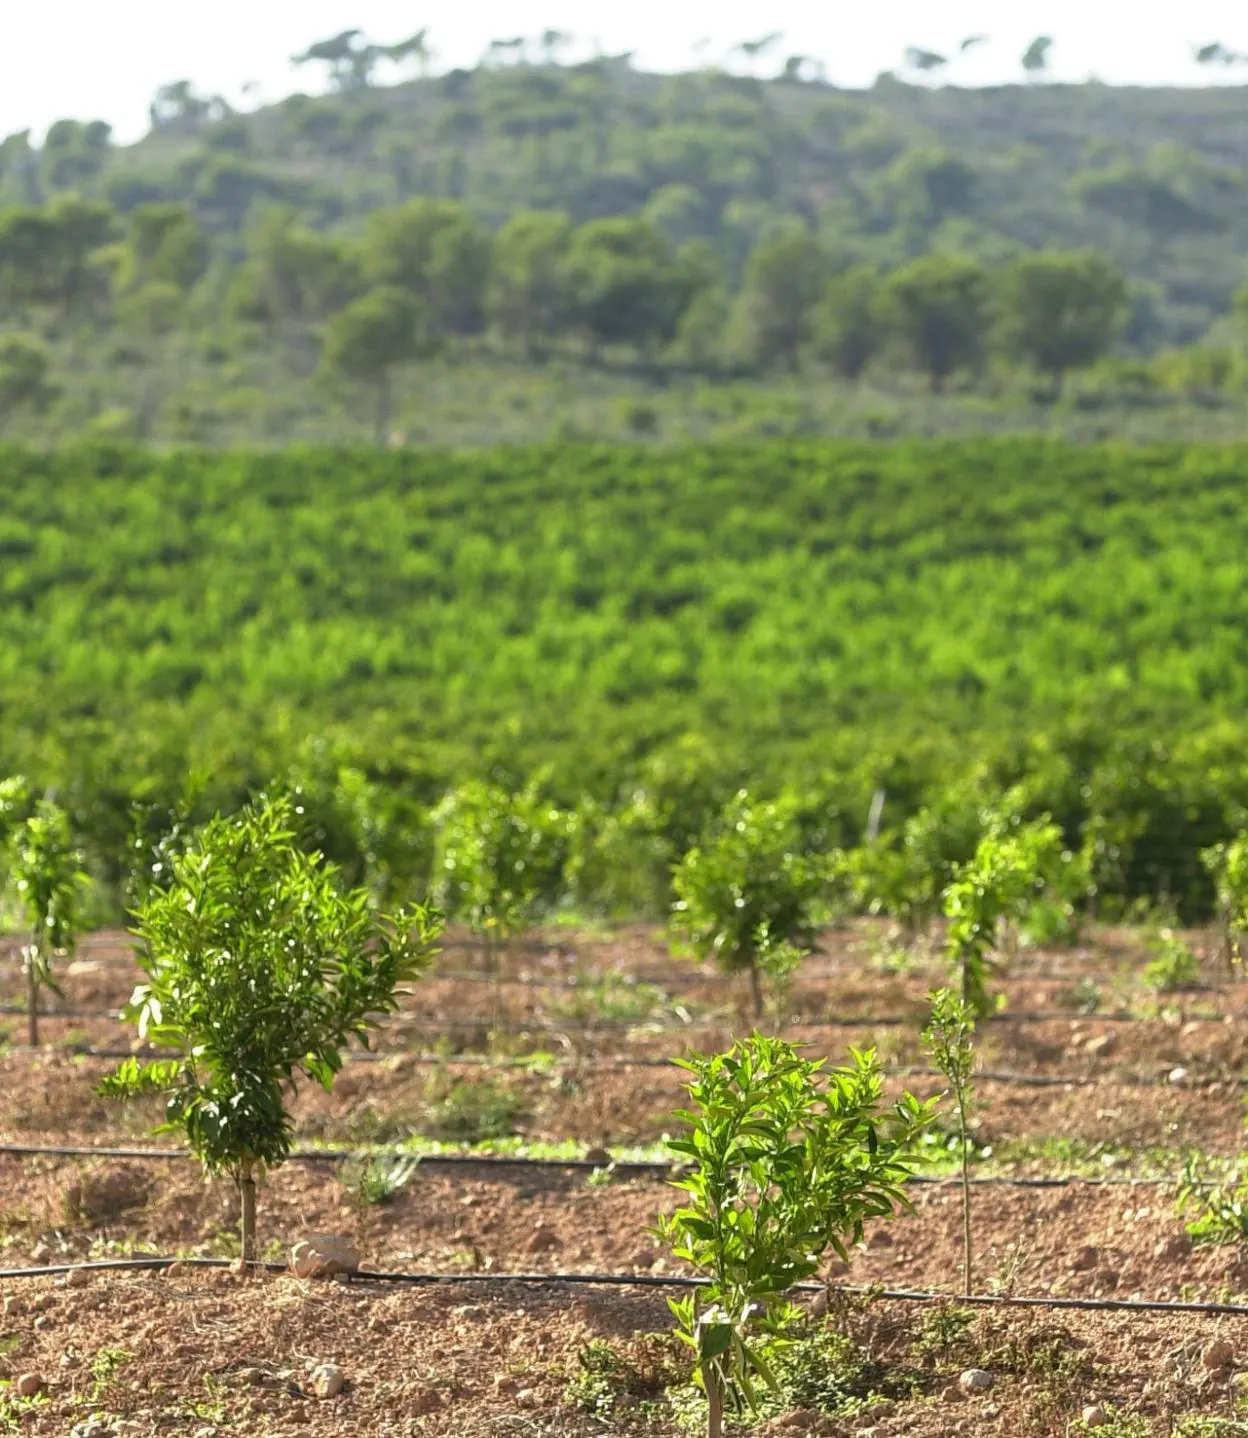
left=1154, top=1234, right=1193, bottom=1262
left=30, top=1243, right=50, bottom=1264
left=1086, top=1034, right=1117, bottom=1058
left=1082, top=1406, right=1107, bottom=1426
left=1204, top=1338, right=1235, bottom=1371
left=1169, top=1066, right=1190, bottom=1087
left=584, top=1146, right=611, bottom=1165
left=310, top=1363, right=345, bottom=1399
left=1071, top=1246, right=1100, bottom=1272
left=291, top=1234, right=360, bottom=1280
left=15, top=1373, right=42, bottom=1398
left=527, top=1224, right=559, bottom=1254
left=959, top=1369, right=993, bottom=1394
left=70, top=1419, right=115, bottom=1438
left=62, top=1266, right=90, bottom=1289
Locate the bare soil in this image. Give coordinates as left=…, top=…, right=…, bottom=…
left=1, top=922, right=1246, bottom=1434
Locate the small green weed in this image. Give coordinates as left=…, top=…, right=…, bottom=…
left=87, top=1348, right=133, bottom=1404
left=548, top=973, right=678, bottom=1026
left=912, top=1304, right=976, bottom=1363
left=1176, top=1419, right=1248, bottom=1436
left=1178, top=1157, right=1248, bottom=1245
left=1057, top=977, right=1102, bottom=1014
left=419, top=1076, right=528, bottom=1142
left=1143, top=932, right=1202, bottom=992
left=338, top=1153, right=420, bottom=1206
left=0, top=1380, right=47, bottom=1431
left=757, top=1323, right=916, bottom=1420
left=567, top=1336, right=686, bottom=1417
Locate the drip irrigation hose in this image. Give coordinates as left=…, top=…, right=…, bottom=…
left=8, top=1005, right=1237, bottom=1030
left=0, top=1140, right=1182, bottom=1187
left=2, top=1257, right=1248, bottom=1319
left=61, top=1044, right=1243, bottom=1091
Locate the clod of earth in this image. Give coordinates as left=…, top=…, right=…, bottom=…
left=311, top=1363, right=346, bottom=1399
left=291, top=1233, right=361, bottom=1280
left=1085, top=1034, right=1117, bottom=1058
left=1203, top=1338, right=1235, bottom=1371
left=15, top=1373, right=42, bottom=1397
left=1072, top=1246, right=1100, bottom=1272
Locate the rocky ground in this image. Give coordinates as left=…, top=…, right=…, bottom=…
left=0, top=923, right=1246, bottom=1434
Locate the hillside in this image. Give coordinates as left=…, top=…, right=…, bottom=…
left=5, top=66, right=1248, bottom=443
left=27, top=67, right=1248, bottom=339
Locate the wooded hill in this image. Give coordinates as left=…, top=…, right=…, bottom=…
left=14, top=62, right=1248, bottom=344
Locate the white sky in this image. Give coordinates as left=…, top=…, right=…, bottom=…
left=7, top=1, right=1248, bottom=144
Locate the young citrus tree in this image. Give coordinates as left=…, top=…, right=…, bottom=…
left=3, top=792, right=90, bottom=1047
left=922, top=988, right=978, bottom=1296
left=432, top=780, right=573, bottom=1015
left=670, top=791, right=827, bottom=1019
left=658, top=1036, right=934, bottom=1438
left=943, top=812, right=1066, bottom=1017
left=1202, top=835, right=1248, bottom=969
left=100, top=791, right=442, bottom=1263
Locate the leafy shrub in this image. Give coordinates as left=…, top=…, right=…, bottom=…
left=657, top=1035, right=934, bottom=1436
left=433, top=780, right=574, bottom=1004
left=944, top=810, right=1070, bottom=1016
left=100, top=791, right=442, bottom=1260
left=670, top=790, right=828, bottom=1017
left=1143, top=932, right=1202, bottom=992
left=2, top=788, right=90, bottom=1047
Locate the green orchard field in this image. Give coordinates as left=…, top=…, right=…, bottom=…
left=2, top=437, right=1248, bottom=913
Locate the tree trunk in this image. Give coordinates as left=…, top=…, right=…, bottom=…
left=374, top=370, right=392, bottom=446
left=748, top=961, right=765, bottom=1022
left=484, top=934, right=499, bottom=1032
left=959, top=1095, right=973, bottom=1296
left=239, top=1167, right=258, bottom=1266
left=705, top=1365, right=724, bottom=1438
left=25, top=944, right=38, bottom=1049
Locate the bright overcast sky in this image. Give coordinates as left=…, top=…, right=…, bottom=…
left=6, top=0, right=1248, bottom=144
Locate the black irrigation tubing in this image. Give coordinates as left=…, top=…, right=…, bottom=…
left=9, top=1005, right=1241, bottom=1032
left=0, top=1141, right=1189, bottom=1189
left=63, top=1044, right=1243, bottom=1089
left=5, top=1258, right=1248, bottom=1319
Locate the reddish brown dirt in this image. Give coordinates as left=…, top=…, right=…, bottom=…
left=2, top=1270, right=1248, bottom=1435
left=1, top=923, right=1247, bottom=1433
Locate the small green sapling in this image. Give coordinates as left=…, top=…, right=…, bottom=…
left=3, top=789, right=90, bottom=1048
left=100, top=791, right=442, bottom=1263
left=922, top=988, right=978, bottom=1295
left=670, top=791, right=826, bottom=1020
left=657, top=1034, right=934, bottom=1438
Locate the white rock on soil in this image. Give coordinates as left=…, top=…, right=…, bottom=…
left=15, top=1373, right=43, bottom=1397
left=1169, top=1066, right=1190, bottom=1087
left=310, top=1364, right=346, bottom=1399
left=1082, top=1405, right=1107, bottom=1426
left=958, top=1369, right=994, bottom=1394
left=291, top=1234, right=360, bottom=1280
